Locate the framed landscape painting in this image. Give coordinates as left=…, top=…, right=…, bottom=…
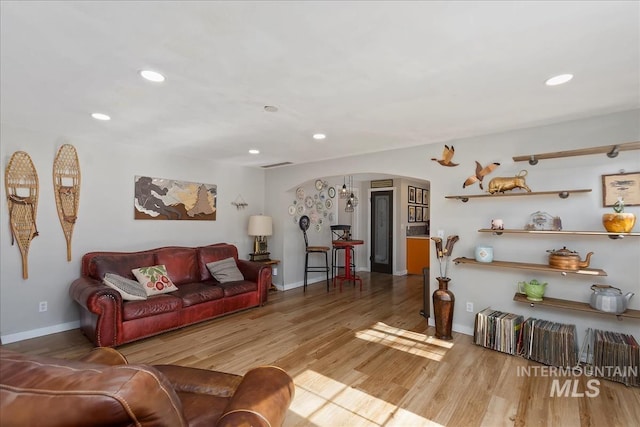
left=602, top=172, right=640, bottom=207
left=134, top=176, right=217, bottom=220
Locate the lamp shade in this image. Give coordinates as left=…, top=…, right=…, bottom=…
left=248, top=215, right=273, bottom=236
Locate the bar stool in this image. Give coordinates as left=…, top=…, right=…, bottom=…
left=330, top=225, right=354, bottom=282
left=299, top=215, right=330, bottom=292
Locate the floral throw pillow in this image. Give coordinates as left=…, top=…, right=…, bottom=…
left=131, top=265, right=178, bottom=296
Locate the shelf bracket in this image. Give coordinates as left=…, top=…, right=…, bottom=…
left=606, top=145, right=620, bottom=158
left=558, top=191, right=569, bottom=199
left=459, top=197, right=469, bottom=203
left=528, top=155, right=538, bottom=166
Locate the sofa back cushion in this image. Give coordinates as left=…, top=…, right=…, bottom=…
left=88, top=252, right=156, bottom=281
left=197, top=244, right=239, bottom=281
left=0, top=349, right=187, bottom=427
left=155, top=247, right=199, bottom=286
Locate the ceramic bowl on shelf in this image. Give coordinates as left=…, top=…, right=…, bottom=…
left=602, top=212, right=636, bottom=233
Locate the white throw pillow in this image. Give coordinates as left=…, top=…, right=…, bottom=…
left=206, top=257, right=244, bottom=283
left=103, top=273, right=148, bottom=301
left=131, top=265, right=179, bottom=296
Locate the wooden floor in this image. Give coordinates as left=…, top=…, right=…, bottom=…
left=4, top=272, right=639, bottom=426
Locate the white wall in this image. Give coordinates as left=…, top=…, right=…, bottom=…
left=0, top=124, right=265, bottom=343
left=264, top=109, right=640, bottom=341
left=2, top=109, right=638, bottom=344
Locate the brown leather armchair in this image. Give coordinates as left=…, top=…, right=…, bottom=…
left=0, top=348, right=295, bottom=427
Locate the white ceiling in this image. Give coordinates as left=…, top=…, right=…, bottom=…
left=1, top=1, right=638, bottom=168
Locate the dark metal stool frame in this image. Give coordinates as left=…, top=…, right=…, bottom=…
left=299, top=215, right=330, bottom=292
left=330, top=225, right=355, bottom=282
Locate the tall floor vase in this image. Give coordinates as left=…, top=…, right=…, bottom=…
left=433, top=277, right=455, bottom=340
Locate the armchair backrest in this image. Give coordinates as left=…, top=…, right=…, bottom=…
left=0, top=349, right=188, bottom=427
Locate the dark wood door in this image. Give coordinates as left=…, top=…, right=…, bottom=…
left=370, top=190, right=393, bottom=274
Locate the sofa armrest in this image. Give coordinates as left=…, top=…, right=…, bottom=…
left=218, top=366, right=295, bottom=427
left=236, top=260, right=272, bottom=305
left=69, top=277, right=123, bottom=347
left=69, top=277, right=123, bottom=312
left=78, top=347, right=129, bottom=366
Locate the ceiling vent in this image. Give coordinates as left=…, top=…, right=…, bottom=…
left=261, top=162, right=293, bottom=168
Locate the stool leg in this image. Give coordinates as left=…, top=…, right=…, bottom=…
left=324, top=251, right=330, bottom=291
left=304, top=252, right=309, bottom=292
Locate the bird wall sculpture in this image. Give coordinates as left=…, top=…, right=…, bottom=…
left=431, top=145, right=458, bottom=167
left=463, top=161, right=500, bottom=189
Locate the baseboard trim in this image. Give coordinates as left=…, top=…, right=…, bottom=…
left=1, top=321, right=80, bottom=345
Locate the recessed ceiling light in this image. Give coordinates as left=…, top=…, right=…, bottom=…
left=313, top=133, right=326, bottom=140
left=249, top=149, right=260, bottom=154
left=545, top=74, right=573, bottom=86
left=91, top=112, right=111, bottom=121
left=139, top=70, right=166, bottom=82
left=264, top=105, right=278, bottom=112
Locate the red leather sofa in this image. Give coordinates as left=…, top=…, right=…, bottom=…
left=70, top=243, right=271, bottom=347
left=1, top=347, right=295, bottom=426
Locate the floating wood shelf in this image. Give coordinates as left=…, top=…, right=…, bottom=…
left=513, top=293, right=640, bottom=320
left=453, top=256, right=607, bottom=276
left=445, top=189, right=591, bottom=202
left=478, top=228, right=640, bottom=239
left=512, top=141, right=640, bottom=165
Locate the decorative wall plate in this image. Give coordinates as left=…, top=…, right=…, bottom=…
left=315, top=179, right=324, bottom=191
left=328, top=212, right=335, bottom=222
left=316, top=201, right=324, bottom=211
left=296, top=187, right=305, bottom=200
left=288, top=205, right=296, bottom=215
left=328, top=187, right=336, bottom=198
left=325, top=199, right=333, bottom=209
left=305, top=196, right=314, bottom=208
left=297, top=204, right=305, bottom=214
left=315, top=223, right=322, bottom=232
left=319, top=191, right=326, bottom=201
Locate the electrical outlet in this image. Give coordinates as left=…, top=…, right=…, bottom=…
left=437, top=229, right=445, bottom=238
left=272, top=267, right=278, bottom=276
left=39, top=301, right=47, bottom=312
left=466, top=302, right=474, bottom=312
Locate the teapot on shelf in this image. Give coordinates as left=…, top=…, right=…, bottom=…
left=547, top=246, right=593, bottom=270
left=589, top=284, right=634, bottom=314
left=518, top=279, right=548, bottom=302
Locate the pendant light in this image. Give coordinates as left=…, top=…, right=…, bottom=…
left=345, top=176, right=355, bottom=212
left=339, top=176, right=349, bottom=199
left=348, top=176, right=359, bottom=208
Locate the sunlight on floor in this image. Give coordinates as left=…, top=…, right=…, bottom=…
left=355, top=322, right=453, bottom=361
left=291, top=369, right=444, bottom=426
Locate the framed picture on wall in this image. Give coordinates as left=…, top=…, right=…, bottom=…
left=408, top=186, right=416, bottom=203
left=602, top=172, right=640, bottom=206
left=408, top=206, right=415, bottom=222
left=416, top=188, right=423, bottom=204
left=416, top=206, right=423, bottom=222
left=423, top=206, right=429, bottom=220
left=422, top=189, right=429, bottom=205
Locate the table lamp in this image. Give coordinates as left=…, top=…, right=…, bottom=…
left=248, top=215, right=273, bottom=255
